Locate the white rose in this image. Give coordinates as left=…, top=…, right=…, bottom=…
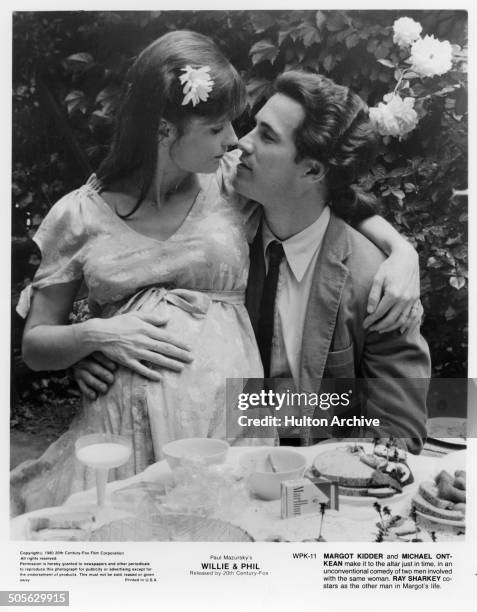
left=369, top=103, right=401, bottom=138
left=393, top=17, right=422, bottom=48
left=370, top=94, right=419, bottom=138
left=385, top=94, right=419, bottom=136
left=410, top=35, right=453, bottom=77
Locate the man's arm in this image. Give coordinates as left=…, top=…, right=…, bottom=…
left=340, top=225, right=430, bottom=454
left=360, top=325, right=431, bottom=453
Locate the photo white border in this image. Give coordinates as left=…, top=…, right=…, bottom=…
left=1, top=3, right=474, bottom=611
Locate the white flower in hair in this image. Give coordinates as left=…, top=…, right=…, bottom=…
left=179, top=65, right=215, bottom=107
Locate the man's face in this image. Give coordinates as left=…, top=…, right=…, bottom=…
left=234, top=94, right=306, bottom=206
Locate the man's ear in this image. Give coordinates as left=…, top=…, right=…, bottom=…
left=303, top=159, right=327, bottom=183
left=158, top=119, right=177, bottom=144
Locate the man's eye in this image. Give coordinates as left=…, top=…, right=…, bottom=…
left=260, top=131, right=274, bottom=142
left=211, top=126, right=225, bottom=134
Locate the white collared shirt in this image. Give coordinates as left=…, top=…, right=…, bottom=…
left=262, top=206, right=331, bottom=386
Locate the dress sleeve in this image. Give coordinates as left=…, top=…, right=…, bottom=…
left=16, top=188, right=90, bottom=318
left=217, top=149, right=262, bottom=243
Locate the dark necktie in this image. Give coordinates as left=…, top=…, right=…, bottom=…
left=257, top=240, right=285, bottom=377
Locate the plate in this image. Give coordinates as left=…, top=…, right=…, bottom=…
left=415, top=510, right=465, bottom=534
left=410, top=450, right=466, bottom=537
left=90, top=514, right=254, bottom=542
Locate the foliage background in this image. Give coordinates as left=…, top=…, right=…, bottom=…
left=11, top=10, right=468, bottom=432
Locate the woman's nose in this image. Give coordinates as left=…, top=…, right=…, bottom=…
left=223, top=122, right=238, bottom=148
left=238, top=131, right=254, bottom=154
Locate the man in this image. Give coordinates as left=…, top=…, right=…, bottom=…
left=74, top=71, right=430, bottom=452
left=234, top=71, right=430, bottom=452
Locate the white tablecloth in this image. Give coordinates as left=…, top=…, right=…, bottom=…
left=11, top=444, right=465, bottom=542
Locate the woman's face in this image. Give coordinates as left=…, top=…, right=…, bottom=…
left=169, top=116, right=238, bottom=173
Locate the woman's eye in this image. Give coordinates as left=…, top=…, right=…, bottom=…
left=211, top=126, right=225, bottom=135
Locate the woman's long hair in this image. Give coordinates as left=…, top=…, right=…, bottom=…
left=98, top=30, right=245, bottom=217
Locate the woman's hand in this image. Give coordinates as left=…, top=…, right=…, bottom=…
left=363, top=244, right=422, bottom=333
left=85, top=311, right=193, bottom=381
left=21, top=282, right=193, bottom=376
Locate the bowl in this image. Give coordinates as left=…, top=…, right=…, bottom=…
left=162, top=438, right=229, bottom=469
left=239, top=448, right=307, bottom=501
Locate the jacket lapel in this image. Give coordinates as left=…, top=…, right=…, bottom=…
left=299, top=213, right=351, bottom=397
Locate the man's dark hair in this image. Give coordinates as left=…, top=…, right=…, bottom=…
left=274, top=71, right=379, bottom=224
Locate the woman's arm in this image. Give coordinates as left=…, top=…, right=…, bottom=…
left=22, top=281, right=92, bottom=369
left=22, top=283, right=192, bottom=378
left=356, top=215, right=421, bottom=333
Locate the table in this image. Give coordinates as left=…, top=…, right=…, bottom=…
left=11, top=438, right=466, bottom=543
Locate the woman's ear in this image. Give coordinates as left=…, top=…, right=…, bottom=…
left=158, top=119, right=176, bottom=144
left=304, top=159, right=327, bottom=183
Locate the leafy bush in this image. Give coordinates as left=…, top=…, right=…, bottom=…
left=11, top=10, right=467, bottom=420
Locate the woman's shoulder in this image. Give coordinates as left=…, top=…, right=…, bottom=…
left=216, top=149, right=240, bottom=195
left=43, top=175, right=107, bottom=228
left=212, top=151, right=262, bottom=242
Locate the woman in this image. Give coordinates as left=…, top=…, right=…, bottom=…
left=13, top=30, right=419, bottom=514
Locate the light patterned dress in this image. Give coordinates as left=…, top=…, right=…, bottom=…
left=11, top=152, right=272, bottom=515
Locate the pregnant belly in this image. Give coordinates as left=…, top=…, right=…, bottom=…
left=165, top=300, right=263, bottom=380
left=92, top=290, right=267, bottom=457
left=110, top=285, right=263, bottom=379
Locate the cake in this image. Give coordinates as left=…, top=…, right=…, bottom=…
left=311, top=444, right=413, bottom=498
left=312, top=448, right=375, bottom=487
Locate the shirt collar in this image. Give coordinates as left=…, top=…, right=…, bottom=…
left=262, top=206, right=330, bottom=282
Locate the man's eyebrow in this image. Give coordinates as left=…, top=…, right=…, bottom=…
left=256, top=117, right=280, bottom=139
